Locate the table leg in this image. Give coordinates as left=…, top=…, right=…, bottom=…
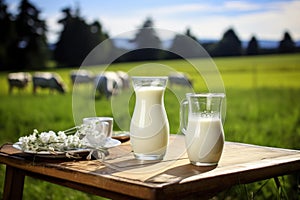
left=3, top=165, right=25, bottom=200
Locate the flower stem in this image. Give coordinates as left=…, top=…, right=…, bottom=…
left=63, top=126, right=80, bottom=135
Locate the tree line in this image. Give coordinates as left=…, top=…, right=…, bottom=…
left=0, top=0, right=298, bottom=71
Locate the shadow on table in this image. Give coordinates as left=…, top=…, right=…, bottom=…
left=146, top=164, right=217, bottom=183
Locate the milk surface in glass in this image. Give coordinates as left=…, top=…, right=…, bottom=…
left=130, top=86, right=169, bottom=160
left=185, top=114, right=224, bottom=166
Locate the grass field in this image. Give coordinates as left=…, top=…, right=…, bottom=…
left=0, top=53, right=300, bottom=199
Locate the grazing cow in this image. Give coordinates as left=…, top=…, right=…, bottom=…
left=70, top=70, right=94, bottom=85
left=116, top=71, right=130, bottom=89
left=94, top=74, right=116, bottom=99
left=94, top=71, right=129, bottom=99
left=7, top=72, right=31, bottom=94
left=168, top=72, right=193, bottom=88
left=33, top=72, right=66, bottom=94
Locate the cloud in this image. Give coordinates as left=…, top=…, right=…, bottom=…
left=140, top=1, right=264, bottom=17
left=223, top=1, right=262, bottom=11
left=44, top=0, right=300, bottom=43
left=99, top=1, right=264, bottom=39
left=136, top=0, right=300, bottom=40
left=95, top=15, right=142, bottom=37
left=141, top=4, right=213, bottom=16
left=224, top=1, right=300, bottom=40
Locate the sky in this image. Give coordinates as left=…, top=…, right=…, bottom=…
left=6, top=0, right=300, bottom=44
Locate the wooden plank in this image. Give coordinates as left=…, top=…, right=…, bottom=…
left=24, top=170, right=141, bottom=200
left=158, top=157, right=300, bottom=199
left=0, top=153, right=157, bottom=199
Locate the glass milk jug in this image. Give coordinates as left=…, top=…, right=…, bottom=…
left=180, top=93, right=225, bottom=166
left=130, top=76, right=169, bottom=160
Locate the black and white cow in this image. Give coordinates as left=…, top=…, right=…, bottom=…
left=168, top=72, right=193, bottom=88
left=94, top=71, right=130, bottom=99
left=7, top=72, right=31, bottom=94
left=94, top=74, right=115, bottom=99
left=33, top=72, right=66, bottom=94
left=70, top=70, right=94, bottom=85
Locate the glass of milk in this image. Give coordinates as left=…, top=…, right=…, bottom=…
left=180, top=93, right=226, bottom=166
left=130, top=76, right=169, bottom=160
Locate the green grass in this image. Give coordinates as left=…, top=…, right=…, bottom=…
left=0, top=53, right=300, bottom=199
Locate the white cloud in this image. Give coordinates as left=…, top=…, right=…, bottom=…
left=139, top=1, right=264, bottom=17
left=138, top=0, right=300, bottom=40
left=140, top=4, right=213, bottom=16
left=223, top=1, right=262, bottom=11
left=100, top=15, right=142, bottom=38
left=45, top=0, right=300, bottom=43
left=225, top=1, right=300, bottom=40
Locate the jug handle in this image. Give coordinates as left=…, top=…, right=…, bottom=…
left=180, top=99, right=188, bottom=135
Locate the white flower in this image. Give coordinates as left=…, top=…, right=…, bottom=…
left=57, top=131, right=67, bottom=140
left=39, top=131, right=50, bottom=144
left=17, top=122, right=108, bottom=153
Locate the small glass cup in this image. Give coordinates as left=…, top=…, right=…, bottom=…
left=83, top=117, right=113, bottom=138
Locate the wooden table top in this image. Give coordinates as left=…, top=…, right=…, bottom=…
left=1, top=135, right=300, bottom=199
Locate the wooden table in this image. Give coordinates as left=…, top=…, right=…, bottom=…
left=1, top=135, right=300, bottom=200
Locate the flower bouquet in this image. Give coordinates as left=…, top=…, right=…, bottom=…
left=13, top=122, right=120, bottom=160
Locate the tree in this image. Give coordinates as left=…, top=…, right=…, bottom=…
left=169, top=28, right=201, bottom=58
left=185, top=28, right=198, bottom=41
left=13, top=0, right=49, bottom=69
left=211, top=28, right=242, bottom=57
left=54, top=7, right=110, bottom=67
left=0, top=0, right=16, bottom=70
left=132, top=17, right=161, bottom=49
left=247, top=36, right=259, bottom=55
left=278, top=31, right=295, bottom=54
left=125, top=17, right=162, bottom=61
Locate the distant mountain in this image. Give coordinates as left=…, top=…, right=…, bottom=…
left=195, top=39, right=299, bottom=49
left=256, top=40, right=278, bottom=49
left=112, top=38, right=300, bottom=50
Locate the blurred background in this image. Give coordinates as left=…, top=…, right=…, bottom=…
left=0, top=0, right=299, bottom=69
left=0, top=0, right=300, bottom=199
